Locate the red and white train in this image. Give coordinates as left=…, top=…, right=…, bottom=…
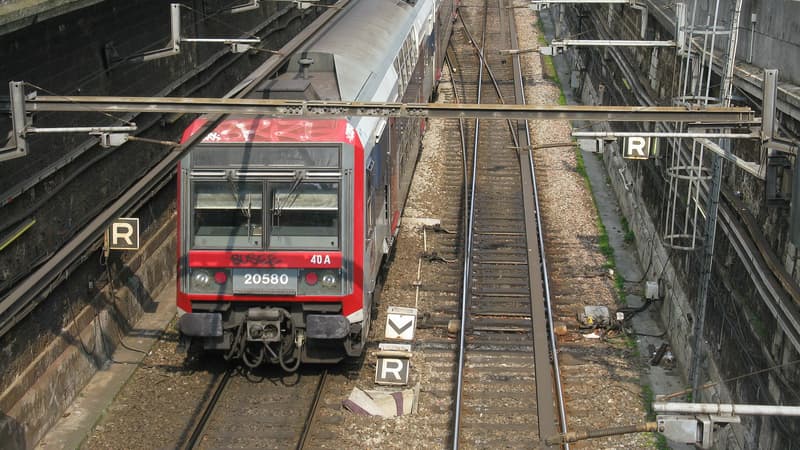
left=176, top=0, right=455, bottom=369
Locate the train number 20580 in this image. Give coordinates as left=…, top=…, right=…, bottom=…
left=243, top=273, right=290, bottom=285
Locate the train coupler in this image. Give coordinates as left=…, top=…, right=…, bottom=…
left=246, top=307, right=287, bottom=343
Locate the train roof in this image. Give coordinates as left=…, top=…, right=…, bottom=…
left=303, top=0, right=417, bottom=101
left=197, top=0, right=436, bottom=147
left=274, top=0, right=427, bottom=102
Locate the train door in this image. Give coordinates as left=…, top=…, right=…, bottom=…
left=423, top=12, right=436, bottom=101
left=365, top=129, right=389, bottom=295
left=388, top=116, right=403, bottom=237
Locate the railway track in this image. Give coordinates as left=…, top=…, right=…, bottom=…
left=450, top=0, right=562, bottom=447
left=180, top=367, right=328, bottom=450
left=378, top=1, right=568, bottom=447
left=26, top=1, right=660, bottom=447
left=395, top=2, right=654, bottom=446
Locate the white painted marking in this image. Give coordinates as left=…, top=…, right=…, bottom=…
left=385, top=306, right=417, bottom=340
left=624, top=136, right=650, bottom=159
left=108, top=218, right=140, bottom=250
left=375, top=357, right=409, bottom=385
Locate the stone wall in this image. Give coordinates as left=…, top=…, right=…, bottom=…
left=554, top=1, right=800, bottom=447
left=0, top=2, right=326, bottom=446
left=0, top=186, right=176, bottom=448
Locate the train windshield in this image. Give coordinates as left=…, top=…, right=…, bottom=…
left=192, top=181, right=263, bottom=248
left=189, top=179, right=340, bottom=250
left=271, top=181, right=339, bottom=249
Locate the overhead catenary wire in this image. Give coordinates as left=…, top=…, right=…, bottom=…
left=181, top=3, right=263, bottom=40
left=41, top=1, right=281, bottom=94
left=24, top=82, right=136, bottom=127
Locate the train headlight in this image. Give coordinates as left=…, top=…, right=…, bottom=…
left=298, top=269, right=342, bottom=295
left=189, top=268, right=230, bottom=293
left=191, top=269, right=212, bottom=290
left=321, top=271, right=337, bottom=288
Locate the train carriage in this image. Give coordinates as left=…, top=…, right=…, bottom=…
left=176, top=0, right=455, bottom=369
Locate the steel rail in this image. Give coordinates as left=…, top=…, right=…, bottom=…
left=457, top=2, right=565, bottom=445
left=452, top=2, right=563, bottom=445
left=442, top=53, right=471, bottom=259
left=441, top=50, right=471, bottom=444
left=504, top=1, right=563, bottom=447
left=21, top=95, right=756, bottom=123
left=182, top=367, right=326, bottom=450
left=452, top=0, right=486, bottom=445
left=296, top=369, right=328, bottom=450
left=0, top=0, right=352, bottom=338
left=181, top=367, right=234, bottom=450
left=456, top=5, right=519, bottom=142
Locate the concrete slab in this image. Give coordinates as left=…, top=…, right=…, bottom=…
left=35, top=282, right=176, bottom=450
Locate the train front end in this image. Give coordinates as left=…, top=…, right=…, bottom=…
left=176, top=118, right=364, bottom=370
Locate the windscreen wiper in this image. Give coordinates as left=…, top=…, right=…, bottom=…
left=273, top=169, right=306, bottom=215
left=227, top=173, right=251, bottom=219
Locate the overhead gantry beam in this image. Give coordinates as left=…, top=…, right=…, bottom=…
left=24, top=95, right=756, bottom=123
left=530, top=0, right=632, bottom=3
left=549, top=39, right=676, bottom=47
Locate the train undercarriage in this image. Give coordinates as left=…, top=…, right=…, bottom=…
left=178, top=302, right=368, bottom=370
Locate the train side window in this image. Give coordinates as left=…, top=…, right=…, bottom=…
left=270, top=181, right=339, bottom=249
left=366, top=161, right=375, bottom=233
left=191, top=181, right=263, bottom=249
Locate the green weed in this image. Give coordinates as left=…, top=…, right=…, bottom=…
left=622, top=217, right=636, bottom=244
left=641, top=384, right=670, bottom=449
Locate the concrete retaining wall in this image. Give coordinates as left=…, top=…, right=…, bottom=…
left=0, top=3, right=327, bottom=446
left=0, top=211, right=176, bottom=448
left=557, top=1, right=800, bottom=446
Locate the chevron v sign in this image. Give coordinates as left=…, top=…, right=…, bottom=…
left=385, top=306, right=417, bottom=340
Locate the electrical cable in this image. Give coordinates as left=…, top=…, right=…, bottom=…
left=24, top=82, right=135, bottom=127
left=243, top=344, right=265, bottom=368
left=622, top=230, right=659, bottom=285
left=278, top=316, right=301, bottom=372
left=60, top=249, right=152, bottom=372
left=181, top=4, right=262, bottom=40
left=65, top=292, right=99, bottom=358
left=102, top=258, right=150, bottom=355
left=625, top=293, right=673, bottom=339
left=707, top=277, right=800, bottom=439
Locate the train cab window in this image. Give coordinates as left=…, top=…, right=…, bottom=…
left=192, top=181, right=263, bottom=248
left=270, top=182, right=339, bottom=249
